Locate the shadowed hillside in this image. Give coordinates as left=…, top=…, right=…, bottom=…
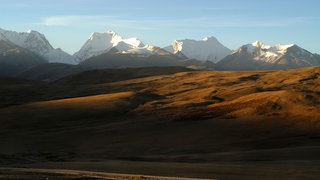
left=79, top=53, right=216, bottom=70
left=0, top=40, right=47, bottom=77
left=0, top=66, right=320, bottom=179
left=16, top=63, right=85, bottom=81
left=55, top=66, right=193, bottom=84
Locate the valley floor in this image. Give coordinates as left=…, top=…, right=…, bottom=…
left=2, top=160, right=320, bottom=180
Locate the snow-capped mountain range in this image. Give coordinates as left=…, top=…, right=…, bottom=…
left=0, top=28, right=76, bottom=64
left=74, top=30, right=144, bottom=62
left=74, top=31, right=232, bottom=63
left=164, top=37, right=231, bottom=63
left=0, top=27, right=319, bottom=71
left=217, top=41, right=320, bottom=70
left=245, top=41, right=294, bottom=59
left=73, top=30, right=174, bottom=62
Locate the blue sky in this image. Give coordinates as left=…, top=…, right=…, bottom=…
left=1, top=0, right=319, bottom=54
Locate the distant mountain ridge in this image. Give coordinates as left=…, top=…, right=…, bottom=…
left=164, top=37, right=231, bottom=63
left=217, top=41, right=320, bottom=70
left=74, top=30, right=144, bottom=62
left=0, top=40, right=47, bottom=76
left=78, top=53, right=217, bottom=71
left=73, top=30, right=175, bottom=62
left=1, top=27, right=320, bottom=79
left=0, top=28, right=76, bottom=64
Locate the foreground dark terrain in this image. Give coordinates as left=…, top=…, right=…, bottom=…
left=0, top=66, right=320, bottom=179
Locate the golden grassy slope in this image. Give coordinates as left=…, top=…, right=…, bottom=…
left=100, top=67, right=320, bottom=122
left=0, top=66, right=320, bottom=165
left=29, top=91, right=136, bottom=112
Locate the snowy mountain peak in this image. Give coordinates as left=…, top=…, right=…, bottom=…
left=0, top=28, right=76, bottom=64
left=218, top=41, right=320, bottom=70
left=251, top=41, right=294, bottom=50
left=164, top=36, right=231, bottom=63
left=93, top=30, right=139, bottom=44
left=243, top=41, right=295, bottom=55
left=0, top=28, right=52, bottom=51
left=251, top=40, right=268, bottom=48
left=107, top=30, right=117, bottom=35
left=74, top=30, right=145, bottom=62
left=89, top=32, right=99, bottom=40
left=89, top=32, right=111, bottom=41
left=202, top=36, right=218, bottom=42
left=172, top=40, right=183, bottom=54
left=27, top=29, right=41, bottom=34
left=273, top=43, right=295, bottom=51
left=26, top=29, right=34, bottom=33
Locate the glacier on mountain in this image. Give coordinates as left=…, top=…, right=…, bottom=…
left=217, top=40, right=320, bottom=70
left=74, top=30, right=145, bottom=62
left=245, top=41, right=295, bottom=58
left=122, top=45, right=172, bottom=56
left=164, top=36, right=231, bottom=63
left=236, top=41, right=296, bottom=63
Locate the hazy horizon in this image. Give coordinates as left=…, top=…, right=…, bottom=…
left=1, top=0, right=319, bottom=54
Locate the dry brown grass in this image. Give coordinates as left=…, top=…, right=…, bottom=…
left=0, top=66, right=320, bottom=178
left=29, top=91, right=136, bottom=111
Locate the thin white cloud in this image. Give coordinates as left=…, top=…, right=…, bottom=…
left=41, top=15, right=315, bottom=30
left=41, top=15, right=159, bottom=31
left=43, top=16, right=111, bottom=26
